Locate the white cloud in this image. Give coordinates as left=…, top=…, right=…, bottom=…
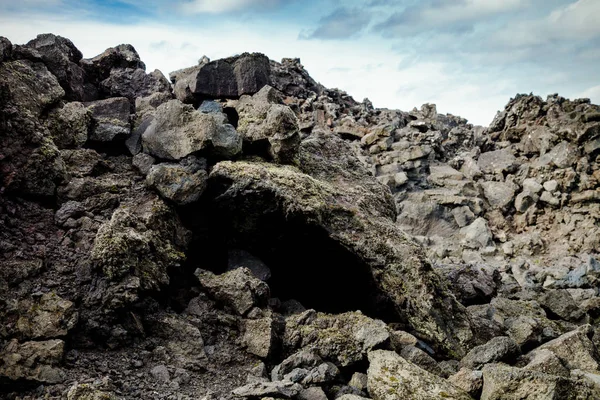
left=179, top=0, right=279, bottom=14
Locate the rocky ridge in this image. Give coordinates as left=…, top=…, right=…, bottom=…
left=0, top=33, right=599, bottom=399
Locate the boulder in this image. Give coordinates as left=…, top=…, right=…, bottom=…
left=146, top=156, right=208, bottom=205
left=86, top=97, right=131, bottom=142
left=83, top=43, right=146, bottom=82
left=283, top=310, right=389, bottom=367
left=26, top=33, right=85, bottom=100
left=141, top=99, right=241, bottom=160
left=521, top=348, right=570, bottom=377
left=99, top=68, right=171, bottom=101
left=91, top=196, right=189, bottom=291
left=0, top=339, right=65, bottom=383
left=16, top=292, right=78, bottom=340
left=481, top=181, right=516, bottom=209
left=243, top=312, right=283, bottom=358
left=477, top=149, right=517, bottom=175
left=367, top=350, right=472, bottom=400
left=532, top=326, right=600, bottom=372
left=232, top=380, right=302, bottom=398
left=173, top=52, right=270, bottom=101
left=271, top=349, right=323, bottom=382
left=47, top=101, right=91, bottom=149
left=481, top=363, right=598, bottom=400
left=460, top=218, right=493, bottom=248
left=400, top=345, right=443, bottom=376
left=0, top=36, right=12, bottom=62
left=195, top=267, right=270, bottom=316
left=448, top=368, right=483, bottom=397
left=67, top=383, right=119, bottom=400
left=460, top=336, right=520, bottom=370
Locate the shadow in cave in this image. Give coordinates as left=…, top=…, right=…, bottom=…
left=177, top=197, right=398, bottom=321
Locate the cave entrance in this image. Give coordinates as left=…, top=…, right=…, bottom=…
left=178, top=198, right=397, bottom=320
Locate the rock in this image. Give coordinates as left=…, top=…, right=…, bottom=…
left=523, top=178, right=543, bottom=194
left=543, top=179, right=559, bottom=192
left=232, top=380, right=302, bottom=398
left=141, top=99, right=241, bottom=160
left=540, top=190, right=560, bottom=206
left=174, top=52, right=270, bottom=101
left=349, top=372, right=369, bottom=392
left=452, top=206, right=475, bottom=228
left=389, top=330, right=418, bottom=352
left=99, top=68, right=171, bottom=101
left=47, top=101, right=91, bottom=149
left=460, top=336, right=520, bottom=370
left=460, top=217, right=493, bottom=248
left=367, top=350, right=472, bottom=400
left=400, top=345, right=443, bottom=375
left=132, top=152, right=156, bottom=175
left=91, top=197, right=189, bottom=291
left=514, top=191, right=537, bottom=213
left=227, top=249, right=271, bottom=281
left=243, top=313, right=282, bottom=358
left=532, top=325, right=600, bottom=372
left=150, top=365, right=171, bottom=383
left=448, top=368, right=483, bottom=398
left=0, top=36, right=12, bottom=62
left=538, top=141, right=579, bottom=168
left=283, top=311, right=389, bottom=367
left=195, top=267, right=270, bottom=316
left=481, top=363, right=598, bottom=400
left=55, top=200, right=87, bottom=225
left=537, top=289, right=584, bottom=322
left=26, top=33, right=86, bottom=101
left=0, top=339, right=65, bottom=383
left=236, top=86, right=300, bottom=162
left=16, top=292, right=78, bottom=339
left=298, top=387, right=328, bottom=400
left=521, top=348, right=570, bottom=377
left=0, top=59, right=64, bottom=116
left=271, top=349, right=323, bottom=382
left=301, top=362, right=340, bottom=385
left=67, top=383, right=119, bottom=400
left=84, top=43, right=146, bottom=82
left=435, top=264, right=500, bottom=306
left=481, top=181, right=516, bottom=209
left=477, top=149, right=517, bottom=174
left=428, top=164, right=464, bottom=186
left=146, top=156, right=208, bottom=205
left=337, top=396, right=371, bottom=400
left=86, top=97, right=131, bottom=142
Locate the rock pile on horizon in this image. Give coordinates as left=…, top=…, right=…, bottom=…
left=1, top=33, right=600, bottom=399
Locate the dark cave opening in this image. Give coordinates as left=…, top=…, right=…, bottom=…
left=223, top=106, right=239, bottom=128
left=175, top=197, right=398, bottom=321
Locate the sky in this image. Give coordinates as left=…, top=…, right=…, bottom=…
left=1, top=0, right=599, bottom=126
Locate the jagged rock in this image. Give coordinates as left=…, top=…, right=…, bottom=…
left=520, top=348, right=570, bottom=377
left=481, top=181, right=516, bottom=209
left=47, top=101, right=91, bottom=149
left=26, top=33, right=85, bottom=101
left=0, top=36, right=12, bottom=62
left=173, top=52, right=270, bottom=101
left=460, top=336, right=520, bottom=370
left=435, top=264, right=500, bottom=305
left=269, top=57, right=323, bottom=98
left=243, top=312, right=283, bottom=358
left=0, top=59, right=64, bottom=115
left=91, top=196, right=189, bottom=291
left=100, top=68, right=171, bottom=101
left=477, top=149, right=517, bottom=175
left=460, top=217, right=493, bottom=248
left=86, top=97, right=131, bottom=142
left=141, top=99, right=242, bottom=160
left=481, top=363, right=599, bottom=400
left=271, top=349, right=323, bottom=381
left=67, top=383, right=119, bottom=400
left=400, top=345, right=443, bottom=375
left=282, top=311, right=389, bottom=367
left=530, top=325, right=600, bottom=372
left=232, top=380, right=302, bottom=398
left=298, top=387, right=328, bottom=400
left=537, top=289, right=585, bottom=322
left=195, top=267, right=269, bottom=316
left=150, top=364, right=171, bottom=383
left=0, top=339, right=65, bottom=383
left=132, top=152, right=155, bottom=175
left=367, top=350, right=472, bottom=400
left=349, top=372, right=369, bottom=392
left=146, top=156, right=208, bottom=205
left=337, top=396, right=371, bottom=400
left=16, top=292, right=78, bottom=340
left=448, top=368, right=483, bottom=397
left=236, top=85, right=300, bottom=162
left=146, top=314, right=206, bottom=368
left=83, top=43, right=146, bottom=82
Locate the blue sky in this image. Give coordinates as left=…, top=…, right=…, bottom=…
left=1, top=0, right=599, bottom=125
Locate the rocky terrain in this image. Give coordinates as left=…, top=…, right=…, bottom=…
left=1, top=33, right=599, bottom=399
